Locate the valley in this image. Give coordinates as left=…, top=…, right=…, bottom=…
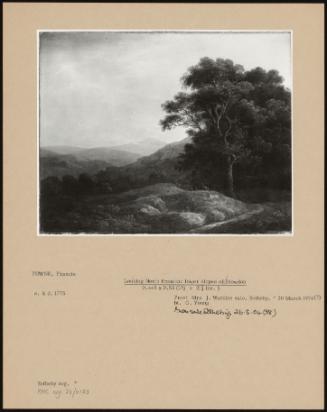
left=39, top=137, right=291, bottom=234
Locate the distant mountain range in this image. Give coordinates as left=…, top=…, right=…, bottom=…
left=40, top=137, right=191, bottom=180
left=111, top=138, right=166, bottom=155
left=41, top=146, right=86, bottom=155
left=42, top=138, right=165, bottom=157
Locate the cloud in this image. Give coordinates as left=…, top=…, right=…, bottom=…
left=40, top=31, right=291, bottom=148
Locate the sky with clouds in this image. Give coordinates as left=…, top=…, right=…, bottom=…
left=40, top=31, right=291, bottom=148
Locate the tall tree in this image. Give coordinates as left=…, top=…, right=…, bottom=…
left=160, top=58, right=291, bottom=198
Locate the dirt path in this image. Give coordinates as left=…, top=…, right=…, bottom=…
left=190, top=206, right=264, bottom=234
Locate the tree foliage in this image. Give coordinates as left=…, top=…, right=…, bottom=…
left=160, top=57, right=291, bottom=198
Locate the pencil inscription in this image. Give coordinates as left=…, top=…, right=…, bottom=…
left=37, top=380, right=90, bottom=399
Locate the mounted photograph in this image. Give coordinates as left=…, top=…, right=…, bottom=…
left=38, top=31, right=292, bottom=235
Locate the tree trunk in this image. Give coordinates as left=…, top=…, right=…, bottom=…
left=226, top=157, right=236, bottom=198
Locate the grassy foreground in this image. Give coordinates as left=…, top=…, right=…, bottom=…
left=40, top=183, right=291, bottom=234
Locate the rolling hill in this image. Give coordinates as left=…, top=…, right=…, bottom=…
left=39, top=153, right=112, bottom=179
left=101, top=136, right=192, bottom=185
left=41, top=145, right=85, bottom=155
left=40, top=146, right=141, bottom=179
left=40, top=137, right=191, bottom=182
left=40, top=182, right=291, bottom=234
